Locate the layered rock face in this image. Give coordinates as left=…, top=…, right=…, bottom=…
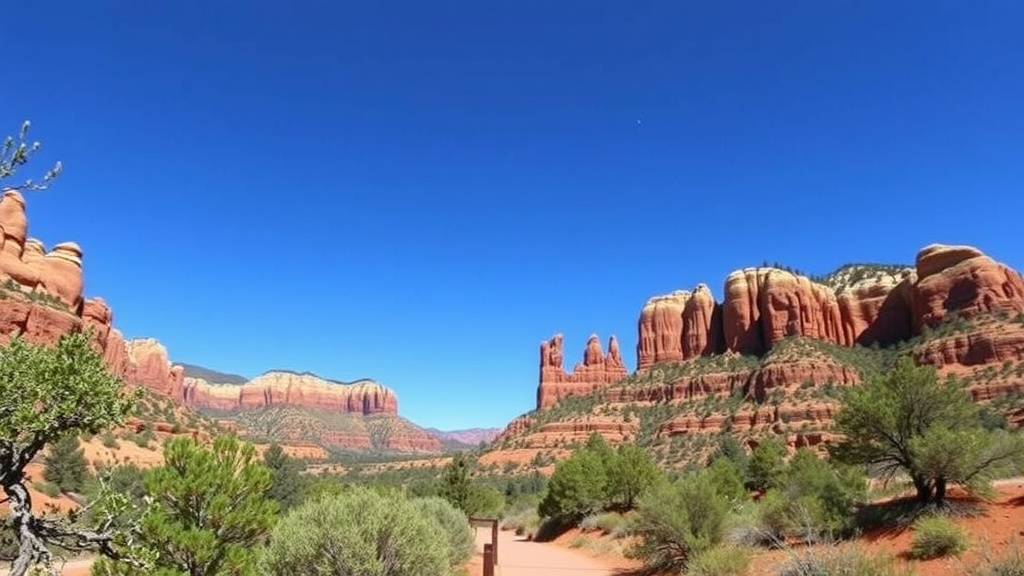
left=536, top=244, right=1024, bottom=410
left=537, top=333, right=629, bottom=409
left=183, top=371, right=398, bottom=415
left=0, top=190, right=428, bottom=454
left=637, top=244, right=1024, bottom=367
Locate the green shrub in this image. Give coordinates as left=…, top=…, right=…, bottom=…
left=411, top=496, right=475, bottom=568
left=687, top=545, right=751, bottom=576
left=33, top=480, right=60, bottom=498
left=970, top=540, right=1024, bottom=576
left=43, top=434, right=88, bottom=493
left=628, top=474, right=729, bottom=573
left=262, top=487, right=451, bottom=576
left=748, top=437, right=787, bottom=491
left=100, top=431, right=118, bottom=449
left=910, top=515, right=969, bottom=560
left=778, top=544, right=911, bottom=576
left=580, top=511, right=630, bottom=537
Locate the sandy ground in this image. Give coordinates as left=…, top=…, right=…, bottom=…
left=466, top=526, right=639, bottom=576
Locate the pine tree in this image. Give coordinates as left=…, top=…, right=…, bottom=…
left=263, top=443, right=305, bottom=512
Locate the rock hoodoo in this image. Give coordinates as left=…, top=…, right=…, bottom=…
left=537, top=333, right=629, bottom=409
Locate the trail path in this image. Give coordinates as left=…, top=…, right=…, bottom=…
left=473, top=528, right=624, bottom=576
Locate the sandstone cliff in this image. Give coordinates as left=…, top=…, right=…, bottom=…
left=515, top=244, right=1024, bottom=466
left=183, top=370, right=398, bottom=415
left=0, top=189, right=438, bottom=455
left=537, top=244, right=1024, bottom=408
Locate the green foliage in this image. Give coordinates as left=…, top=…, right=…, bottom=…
left=608, top=443, right=664, bottom=509
left=748, top=437, right=787, bottom=492
left=94, top=435, right=278, bottom=576
left=703, top=457, right=748, bottom=507
left=43, top=434, right=89, bottom=493
left=831, top=357, right=1024, bottom=505
left=440, top=452, right=473, bottom=513
left=580, top=512, right=631, bottom=538
left=410, top=496, right=475, bottom=567
left=538, top=447, right=609, bottom=522
left=710, top=434, right=750, bottom=480
left=776, top=448, right=866, bottom=538
left=628, top=473, right=730, bottom=573
left=910, top=515, right=969, bottom=560
left=262, top=443, right=306, bottom=511
left=686, top=545, right=752, bottom=576
left=33, top=480, right=60, bottom=498
left=465, top=483, right=505, bottom=517
left=262, top=487, right=452, bottom=576
left=100, top=431, right=119, bottom=449
left=0, top=332, right=135, bottom=472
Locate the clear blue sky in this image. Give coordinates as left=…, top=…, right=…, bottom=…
left=3, top=1, right=1023, bottom=430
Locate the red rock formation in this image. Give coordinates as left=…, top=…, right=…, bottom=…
left=911, top=244, right=1024, bottom=330
left=182, top=371, right=399, bottom=415
left=682, top=284, right=724, bottom=358
left=637, top=291, right=689, bottom=370
left=837, top=273, right=913, bottom=347
left=125, top=339, right=184, bottom=400
left=537, top=333, right=629, bottom=409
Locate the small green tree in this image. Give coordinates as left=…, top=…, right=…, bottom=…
left=0, top=332, right=138, bottom=576
left=262, top=443, right=305, bottom=511
left=440, top=452, right=473, bottom=513
left=628, top=471, right=730, bottom=573
left=93, top=435, right=278, bottom=575
left=43, top=434, right=89, bottom=493
left=607, top=444, right=663, bottom=509
left=830, top=357, right=1024, bottom=506
left=747, top=437, right=787, bottom=492
left=538, top=448, right=609, bottom=522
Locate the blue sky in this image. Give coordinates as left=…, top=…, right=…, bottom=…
left=3, top=1, right=1022, bottom=430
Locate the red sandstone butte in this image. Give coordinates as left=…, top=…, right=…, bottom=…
left=182, top=371, right=399, bottom=415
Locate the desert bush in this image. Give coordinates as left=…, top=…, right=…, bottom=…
left=778, top=544, right=911, bottom=576
left=910, top=515, right=969, bottom=560
left=687, top=545, right=751, bottom=576
left=628, top=474, right=729, bottom=573
left=43, top=434, right=89, bottom=493
left=580, top=511, right=630, bottom=537
left=33, top=480, right=60, bottom=498
left=100, top=431, right=118, bottom=449
left=262, top=487, right=451, bottom=576
left=970, top=539, right=1024, bottom=576
left=748, top=437, right=787, bottom=491
left=411, top=496, right=476, bottom=568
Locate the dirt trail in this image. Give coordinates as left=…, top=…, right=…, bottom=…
left=471, top=528, right=624, bottom=576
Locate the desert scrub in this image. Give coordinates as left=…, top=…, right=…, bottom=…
left=262, top=487, right=452, bottom=576
left=687, top=545, right=751, bottom=576
left=410, top=496, right=475, bottom=568
left=777, top=544, right=911, bottom=576
left=580, top=511, right=631, bottom=538
left=910, top=515, right=969, bottom=560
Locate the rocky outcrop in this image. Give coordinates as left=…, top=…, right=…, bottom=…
left=183, top=371, right=399, bottom=415
left=634, top=244, right=1024, bottom=371
left=126, top=339, right=185, bottom=400
left=537, top=334, right=629, bottom=409
left=0, top=190, right=437, bottom=455
left=911, top=244, right=1024, bottom=330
